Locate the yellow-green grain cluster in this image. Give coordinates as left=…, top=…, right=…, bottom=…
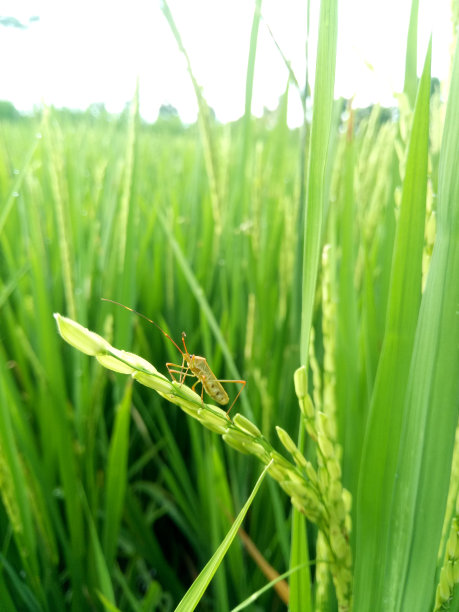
left=294, top=364, right=352, bottom=611
left=434, top=425, right=459, bottom=610
left=434, top=511, right=459, bottom=610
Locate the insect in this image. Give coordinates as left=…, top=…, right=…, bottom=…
left=101, top=298, right=246, bottom=415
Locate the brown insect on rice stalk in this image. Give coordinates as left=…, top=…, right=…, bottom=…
left=101, top=298, right=246, bottom=415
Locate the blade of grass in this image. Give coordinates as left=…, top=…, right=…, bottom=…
left=289, top=494, right=311, bottom=612
left=208, top=438, right=248, bottom=605
left=403, top=0, right=420, bottom=107
left=0, top=572, right=18, bottom=612
left=384, top=37, right=459, bottom=611
left=98, top=594, right=122, bottom=612
left=230, top=563, right=308, bottom=612
left=174, top=461, right=271, bottom=612
left=354, top=40, right=431, bottom=610
left=335, top=111, right=360, bottom=498
left=238, top=0, right=262, bottom=212
left=123, top=488, right=185, bottom=597
left=117, top=85, right=138, bottom=277
left=103, top=381, right=132, bottom=569
left=0, top=134, right=39, bottom=236
left=294, top=0, right=338, bottom=609
left=113, top=87, right=140, bottom=352
left=299, top=0, right=338, bottom=365
left=83, top=495, right=116, bottom=606
left=42, top=108, right=76, bottom=320
left=0, top=553, right=42, bottom=612
left=0, top=368, right=39, bottom=590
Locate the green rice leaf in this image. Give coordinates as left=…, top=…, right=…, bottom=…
left=174, top=462, right=270, bottom=612
left=85, top=499, right=116, bottom=605
left=289, top=505, right=311, bottom=612
left=384, top=38, right=459, bottom=610
left=300, top=0, right=338, bottom=364
left=0, top=365, right=38, bottom=580
left=293, top=0, right=338, bottom=608
left=98, top=593, right=122, bottom=612
left=354, top=40, right=432, bottom=610
left=403, top=0, right=420, bottom=107
left=103, top=381, right=132, bottom=569
left=230, top=563, right=307, bottom=612
left=0, top=553, right=42, bottom=612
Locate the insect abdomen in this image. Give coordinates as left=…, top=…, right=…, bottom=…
left=190, top=357, right=229, bottom=405
left=203, top=379, right=229, bottom=405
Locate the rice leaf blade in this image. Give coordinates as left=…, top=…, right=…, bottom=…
left=300, top=0, right=338, bottom=363
left=174, top=463, right=270, bottom=612
left=354, top=40, right=432, bottom=610
left=384, top=39, right=459, bottom=611
left=404, top=0, right=420, bottom=107
left=103, top=382, right=132, bottom=569
left=294, top=0, right=337, bottom=607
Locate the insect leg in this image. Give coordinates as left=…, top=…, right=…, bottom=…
left=166, top=357, right=189, bottom=384
left=168, top=368, right=195, bottom=378
left=191, top=378, right=205, bottom=405
left=214, top=379, right=247, bottom=416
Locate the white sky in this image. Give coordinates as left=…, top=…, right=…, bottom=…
left=0, top=0, right=454, bottom=126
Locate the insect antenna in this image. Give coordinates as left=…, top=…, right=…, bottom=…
left=101, top=298, right=184, bottom=355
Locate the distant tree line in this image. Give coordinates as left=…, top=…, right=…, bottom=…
left=0, top=101, right=22, bottom=121
left=0, top=78, right=441, bottom=129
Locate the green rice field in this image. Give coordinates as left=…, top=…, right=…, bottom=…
left=0, top=1, right=458, bottom=610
